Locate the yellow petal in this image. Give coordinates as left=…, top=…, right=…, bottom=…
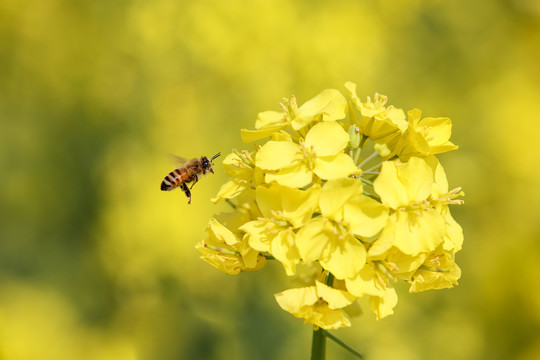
left=215, top=206, right=252, bottom=232
left=407, top=109, right=458, bottom=155
left=240, top=245, right=264, bottom=270
left=315, top=281, right=356, bottom=309
left=367, top=220, right=395, bottom=259
left=373, top=161, right=408, bottom=209
left=344, top=81, right=361, bottom=107
left=265, top=163, right=313, bottom=188
left=196, top=241, right=242, bottom=275
left=443, top=208, right=464, bottom=252
left=296, top=218, right=333, bottom=263
left=391, top=210, right=446, bottom=256
left=320, top=236, right=366, bottom=280
left=421, top=117, right=453, bottom=144
left=222, top=152, right=252, bottom=178
left=208, top=218, right=239, bottom=246
left=387, top=107, right=408, bottom=132
left=427, top=156, right=449, bottom=196
left=344, top=195, right=389, bottom=238
left=271, top=230, right=301, bottom=276
left=211, top=180, right=246, bottom=203
left=255, top=111, right=286, bottom=129
left=369, top=287, right=398, bottom=320
left=271, top=130, right=293, bottom=142
left=239, top=219, right=274, bottom=252
left=399, top=157, right=433, bottom=202
left=345, top=265, right=386, bottom=297
left=374, top=157, right=433, bottom=208
left=275, top=286, right=318, bottom=314
left=197, top=221, right=257, bottom=275
left=255, top=184, right=319, bottom=228
left=241, top=124, right=287, bottom=143
left=305, top=121, right=350, bottom=156
left=409, top=252, right=461, bottom=293
left=319, top=177, right=363, bottom=221
left=291, top=89, right=347, bottom=130
left=384, top=249, right=426, bottom=278
left=407, top=108, right=422, bottom=125
left=306, top=303, right=351, bottom=329
left=313, top=153, right=359, bottom=181
left=238, top=236, right=268, bottom=272
left=255, top=140, right=301, bottom=170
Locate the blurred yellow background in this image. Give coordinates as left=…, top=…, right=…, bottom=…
left=1, top=0, right=539, bottom=359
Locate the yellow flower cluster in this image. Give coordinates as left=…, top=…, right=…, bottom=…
left=197, top=82, right=464, bottom=329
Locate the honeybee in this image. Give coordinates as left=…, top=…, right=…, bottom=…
left=161, top=152, right=221, bottom=204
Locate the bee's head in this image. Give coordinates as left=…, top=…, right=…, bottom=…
left=202, top=152, right=221, bottom=174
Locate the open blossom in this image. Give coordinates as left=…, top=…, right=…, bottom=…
left=373, top=156, right=447, bottom=256
left=397, top=108, right=459, bottom=160
left=275, top=280, right=356, bottom=329
left=240, top=184, right=319, bottom=275
left=199, top=83, right=464, bottom=329
left=296, top=177, right=388, bottom=280
left=255, top=121, right=359, bottom=188
left=212, top=150, right=264, bottom=203
left=345, top=81, right=407, bottom=157
left=196, top=218, right=266, bottom=275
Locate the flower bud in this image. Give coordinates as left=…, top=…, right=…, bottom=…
left=348, top=125, right=361, bottom=149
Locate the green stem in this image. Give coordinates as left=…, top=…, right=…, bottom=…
left=311, top=271, right=334, bottom=360
left=203, top=244, right=240, bottom=256
left=323, top=330, right=364, bottom=359
left=363, top=191, right=380, bottom=201
left=360, top=178, right=373, bottom=186
left=311, top=327, right=327, bottom=360
left=363, top=162, right=382, bottom=173
left=359, top=135, right=368, bottom=148
left=324, top=271, right=335, bottom=286
left=226, top=199, right=236, bottom=209
left=419, top=264, right=450, bottom=273
left=358, top=150, right=379, bottom=169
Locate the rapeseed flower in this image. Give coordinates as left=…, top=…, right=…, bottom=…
left=398, top=109, right=459, bottom=159
left=275, top=280, right=356, bottom=330
left=255, top=121, right=358, bottom=188
left=240, top=184, right=319, bottom=275
left=199, top=83, right=464, bottom=332
left=196, top=218, right=266, bottom=274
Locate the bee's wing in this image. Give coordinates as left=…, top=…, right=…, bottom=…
left=168, top=154, right=189, bottom=166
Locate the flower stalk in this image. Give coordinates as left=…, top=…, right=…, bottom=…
left=311, top=327, right=327, bottom=360
left=324, top=330, right=364, bottom=359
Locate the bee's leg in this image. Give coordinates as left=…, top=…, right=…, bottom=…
left=181, top=182, right=192, bottom=204
left=189, top=175, right=199, bottom=189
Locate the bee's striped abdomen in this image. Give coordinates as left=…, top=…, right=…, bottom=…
left=160, top=168, right=186, bottom=191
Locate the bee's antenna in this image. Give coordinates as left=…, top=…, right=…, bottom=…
left=210, top=152, right=221, bottom=161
